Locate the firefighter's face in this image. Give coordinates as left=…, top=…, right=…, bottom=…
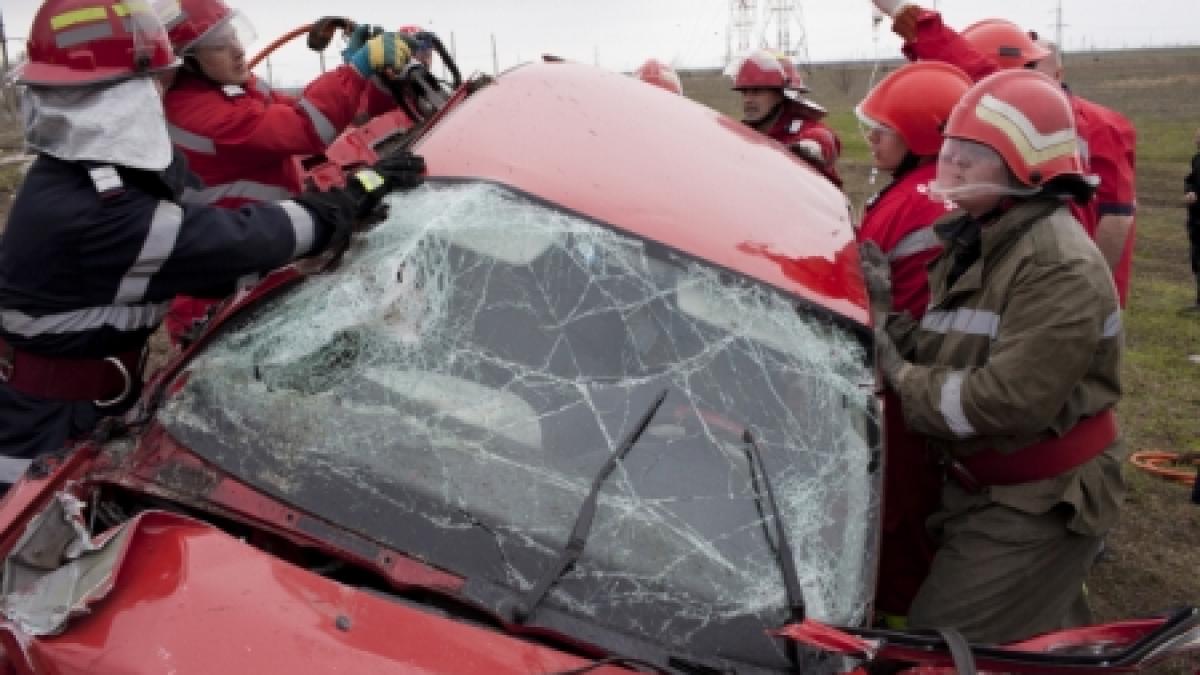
left=867, top=126, right=908, bottom=172
left=193, top=31, right=248, bottom=85
left=740, top=88, right=784, bottom=124
left=935, top=139, right=1012, bottom=216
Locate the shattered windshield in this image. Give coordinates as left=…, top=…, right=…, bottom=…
left=159, top=182, right=880, bottom=669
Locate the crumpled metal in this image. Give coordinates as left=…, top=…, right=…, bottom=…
left=21, top=77, right=173, bottom=171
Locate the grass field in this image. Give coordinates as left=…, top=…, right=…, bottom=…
left=0, top=45, right=1198, bottom=669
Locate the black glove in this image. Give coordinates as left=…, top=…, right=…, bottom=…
left=372, top=150, right=426, bottom=191
left=859, top=240, right=892, bottom=324
left=875, top=325, right=908, bottom=389
left=308, top=16, right=354, bottom=51
left=295, top=151, right=427, bottom=256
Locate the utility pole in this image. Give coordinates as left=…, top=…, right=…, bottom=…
left=728, top=0, right=756, bottom=62
left=1052, top=0, right=1066, bottom=49
left=0, top=9, right=9, bottom=73
left=491, top=33, right=498, bottom=76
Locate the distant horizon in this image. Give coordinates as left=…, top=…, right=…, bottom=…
left=5, top=0, right=1200, bottom=88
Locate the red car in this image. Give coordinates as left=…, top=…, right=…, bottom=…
left=0, top=58, right=1194, bottom=674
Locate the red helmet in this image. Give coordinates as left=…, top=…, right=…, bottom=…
left=158, top=0, right=250, bottom=54
left=944, top=69, right=1083, bottom=187
left=18, top=0, right=176, bottom=86
left=633, top=59, right=682, bottom=95
left=730, top=49, right=789, bottom=90
left=961, top=19, right=1051, bottom=70
left=856, top=62, right=972, bottom=156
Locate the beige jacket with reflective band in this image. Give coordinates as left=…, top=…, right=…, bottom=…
left=886, top=197, right=1126, bottom=536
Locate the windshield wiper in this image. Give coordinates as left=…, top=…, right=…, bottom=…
left=742, top=428, right=806, bottom=623
left=512, top=387, right=670, bottom=623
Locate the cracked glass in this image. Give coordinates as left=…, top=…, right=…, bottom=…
left=159, top=182, right=881, bottom=668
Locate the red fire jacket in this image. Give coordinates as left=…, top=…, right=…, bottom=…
left=162, top=66, right=395, bottom=340
left=762, top=99, right=844, bottom=188
left=164, top=67, right=395, bottom=208
left=859, top=161, right=953, bottom=616
left=901, top=8, right=1137, bottom=305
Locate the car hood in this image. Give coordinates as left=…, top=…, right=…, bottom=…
left=0, top=504, right=629, bottom=675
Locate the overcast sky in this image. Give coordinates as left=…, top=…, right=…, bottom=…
left=4, top=0, right=1199, bottom=86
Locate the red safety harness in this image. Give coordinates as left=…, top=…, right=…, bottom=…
left=0, top=337, right=142, bottom=407
left=945, top=409, right=1119, bottom=492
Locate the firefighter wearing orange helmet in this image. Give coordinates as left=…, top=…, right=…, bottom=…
left=729, top=50, right=842, bottom=188
left=869, top=0, right=1138, bottom=308
left=854, top=61, right=972, bottom=625
left=633, top=59, right=683, bottom=96
left=865, top=70, right=1125, bottom=642
left=157, top=0, right=416, bottom=343
left=0, top=0, right=424, bottom=492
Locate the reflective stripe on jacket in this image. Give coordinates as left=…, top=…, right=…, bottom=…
left=164, top=68, right=395, bottom=208
left=886, top=197, right=1125, bottom=535
left=859, top=161, right=952, bottom=317
left=0, top=154, right=322, bottom=357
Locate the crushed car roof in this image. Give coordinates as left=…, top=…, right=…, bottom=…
left=416, top=61, right=869, bottom=325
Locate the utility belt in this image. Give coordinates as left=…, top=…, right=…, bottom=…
left=0, top=337, right=144, bottom=409
left=943, top=409, right=1118, bottom=493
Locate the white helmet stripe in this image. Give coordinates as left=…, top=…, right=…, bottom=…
left=975, top=93, right=1077, bottom=165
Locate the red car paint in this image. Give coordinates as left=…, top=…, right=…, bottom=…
left=0, top=512, right=627, bottom=675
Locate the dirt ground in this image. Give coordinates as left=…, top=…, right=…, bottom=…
left=0, top=46, right=1198, bottom=671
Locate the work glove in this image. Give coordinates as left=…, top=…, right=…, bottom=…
left=340, top=22, right=376, bottom=63
left=349, top=32, right=417, bottom=78
left=790, top=139, right=827, bottom=167
left=296, top=151, right=427, bottom=255
left=875, top=325, right=909, bottom=389
left=891, top=4, right=923, bottom=41
left=308, top=17, right=353, bottom=52
left=859, top=240, right=893, bottom=324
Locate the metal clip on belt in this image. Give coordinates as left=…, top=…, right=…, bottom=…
left=0, top=338, right=141, bottom=408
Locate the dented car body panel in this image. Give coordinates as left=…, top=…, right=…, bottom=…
left=0, top=510, right=630, bottom=675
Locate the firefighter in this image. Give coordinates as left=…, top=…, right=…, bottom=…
left=854, top=61, right=973, bottom=625
left=730, top=49, right=843, bottom=188
left=1184, top=126, right=1200, bottom=312
left=158, top=0, right=415, bottom=342
left=869, top=0, right=1138, bottom=307
left=0, top=0, right=425, bottom=490
left=633, top=59, right=684, bottom=96
left=866, top=69, right=1125, bottom=643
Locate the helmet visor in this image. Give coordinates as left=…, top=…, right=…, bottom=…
left=854, top=104, right=893, bottom=142
left=125, top=3, right=177, bottom=73
left=929, top=137, right=1036, bottom=202
left=189, top=10, right=256, bottom=52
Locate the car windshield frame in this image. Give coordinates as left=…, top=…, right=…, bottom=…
left=157, top=179, right=881, bottom=671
